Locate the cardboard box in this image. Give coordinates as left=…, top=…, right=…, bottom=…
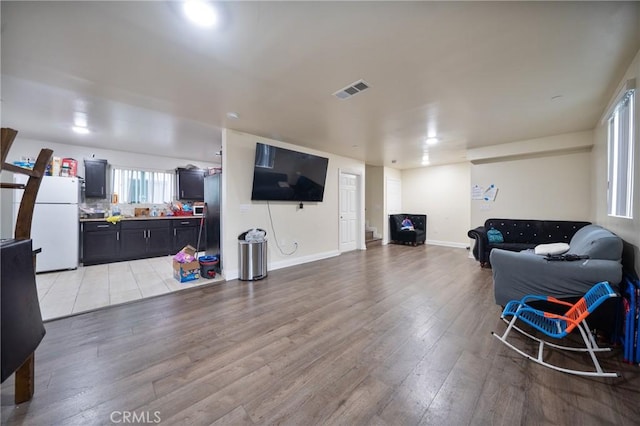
left=134, top=207, right=150, bottom=217
left=62, top=158, right=78, bottom=177
left=172, top=245, right=200, bottom=282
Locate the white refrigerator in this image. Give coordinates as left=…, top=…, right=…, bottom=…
left=13, top=175, right=80, bottom=273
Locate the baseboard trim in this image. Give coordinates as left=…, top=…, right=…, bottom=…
left=426, top=240, right=468, bottom=249
left=223, top=250, right=341, bottom=281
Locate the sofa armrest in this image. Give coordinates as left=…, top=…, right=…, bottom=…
left=490, top=249, right=622, bottom=305
left=468, top=226, right=487, bottom=262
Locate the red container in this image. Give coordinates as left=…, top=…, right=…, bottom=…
left=62, top=158, right=78, bottom=177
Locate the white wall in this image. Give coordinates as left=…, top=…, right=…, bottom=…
left=365, top=165, right=384, bottom=239
left=470, top=137, right=593, bottom=228
left=402, top=162, right=471, bottom=247
left=593, top=49, right=640, bottom=275
left=221, top=129, right=365, bottom=280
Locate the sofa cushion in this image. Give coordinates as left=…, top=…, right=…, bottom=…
left=537, top=221, right=591, bottom=244
left=407, top=215, right=426, bottom=231
left=568, top=224, right=623, bottom=261
left=487, top=228, right=504, bottom=243
left=485, top=219, right=541, bottom=244
left=534, top=242, right=570, bottom=256
left=489, top=242, right=537, bottom=253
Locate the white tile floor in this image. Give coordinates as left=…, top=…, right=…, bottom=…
left=36, top=255, right=224, bottom=321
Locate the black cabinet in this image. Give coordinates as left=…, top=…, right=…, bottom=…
left=176, top=168, right=205, bottom=200
left=147, top=223, right=173, bottom=257
left=84, top=159, right=108, bottom=199
left=119, top=227, right=148, bottom=259
left=82, top=222, right=120, bottom=265
left=120, top=220, right=171, bottom=260
left=81, top=218, right=202, bottom=265
left=172, top=218, right=202, bottom=254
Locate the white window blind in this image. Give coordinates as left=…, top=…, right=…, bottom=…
left=607, top=86, right=635, bottom=218
left=111, top=167, right=175, bottom=204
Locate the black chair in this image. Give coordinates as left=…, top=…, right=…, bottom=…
left=389, top=214, right=426, bottom=246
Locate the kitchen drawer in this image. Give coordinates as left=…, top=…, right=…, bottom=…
left=82, top=222, right=119, bottom=232
left=173, top=218, right=201, bottom=227
left=121, top=220, right=170, bottom=230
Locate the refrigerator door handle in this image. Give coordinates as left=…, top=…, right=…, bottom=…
left=117, top=231, right=120, bottom=241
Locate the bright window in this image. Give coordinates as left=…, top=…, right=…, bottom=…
left=111, top=167, right=175, bottom=204
left=607, top=85, right=635, bottom=218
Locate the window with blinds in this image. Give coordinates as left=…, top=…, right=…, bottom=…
left=607, top=84, right=635, bottom=219
left=111, top=167, right=175, bottom=204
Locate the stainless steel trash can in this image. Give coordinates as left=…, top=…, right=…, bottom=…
left=238, top=229, right=267, bottom=281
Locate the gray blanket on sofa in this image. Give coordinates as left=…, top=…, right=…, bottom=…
left=491, top=224, right=623, bottom=305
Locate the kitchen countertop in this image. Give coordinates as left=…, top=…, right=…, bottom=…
left=80, top=215, right=201, bottom=222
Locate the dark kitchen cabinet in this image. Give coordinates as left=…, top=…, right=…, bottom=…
left=119, top=228, right=148, bottom=259
left=84, top=159, right=108, bottom=199
left=147, top=224, right=172, bottom=257
left=120, top=220, right=171, bottom=259
left=176, top=168, right=205, bottom=200
left=81, top=218, right=202, bottom=265
left=82, top=222, right=120, bottom=265
left=172, top=217, right=203, bottom=254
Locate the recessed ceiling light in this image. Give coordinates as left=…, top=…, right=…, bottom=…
left=72, top=126, right=90, bottom=135
left=74, top=111, right=88, bottom=128
left=425, top=137, right=439, bottom=145
left=183, top=0, right=218, bottom=28
left=226, top=112, right=239, bottom=119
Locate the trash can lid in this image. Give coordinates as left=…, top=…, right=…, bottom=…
left=198, top=255, right=218, bottom=263
left=238, top=228, right=267, bottom=240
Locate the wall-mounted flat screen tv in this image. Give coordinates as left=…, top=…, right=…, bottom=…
left=251, top=143, right=329, bottom=202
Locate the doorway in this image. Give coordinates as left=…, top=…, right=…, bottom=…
left=339, top=171, right=362, bottom=252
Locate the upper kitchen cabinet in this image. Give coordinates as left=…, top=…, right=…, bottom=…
left=176, top=168, right=204, bottom=201
left=84, top=159, right=108, bottom=199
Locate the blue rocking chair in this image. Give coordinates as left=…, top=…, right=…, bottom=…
left=492, top=281, right=620, bottom=378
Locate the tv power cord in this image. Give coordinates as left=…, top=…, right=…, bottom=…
left=267, top=201, right=298, bottom=256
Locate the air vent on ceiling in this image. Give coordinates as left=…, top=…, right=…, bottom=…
left=333, top=79, right=370, bottom=100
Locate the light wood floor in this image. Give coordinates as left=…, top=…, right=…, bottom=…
left=2, top=244, right=639, bottom=425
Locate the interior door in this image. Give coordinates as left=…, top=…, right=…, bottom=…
left=339, top=172, right=358, bottom=252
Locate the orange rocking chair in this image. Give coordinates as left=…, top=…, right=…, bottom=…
left=492, top=281, right=620, bottom=378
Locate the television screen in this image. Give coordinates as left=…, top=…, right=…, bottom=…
left=251, top=143, right=329, bottom=202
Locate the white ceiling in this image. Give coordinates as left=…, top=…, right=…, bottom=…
left=2, top=1, right=639, bottom=168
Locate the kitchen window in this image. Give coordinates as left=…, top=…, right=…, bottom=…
left=607, top=80, right=635, bottom=219
left=111, top=167, right=175, bottom=204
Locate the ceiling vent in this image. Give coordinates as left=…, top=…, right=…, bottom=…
left=333, top=79, right=370, bottom=100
